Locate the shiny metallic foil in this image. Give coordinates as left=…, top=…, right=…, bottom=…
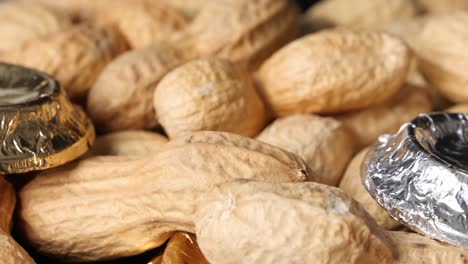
left=0, top=63, right=94, bottom=174
left=363, top=113, right=468, bottom=248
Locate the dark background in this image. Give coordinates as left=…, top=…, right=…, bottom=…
left=298, top=0, right=321, bottom=11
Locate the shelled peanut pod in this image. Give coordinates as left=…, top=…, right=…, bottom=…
left=88, top=130, right=168, bottom=157
left=195, top=180, right=394, bottom=264
left=87, top=44, right=186, bottom=132
left=415, top=0, right=468, bottom=14
left=339, top=148, right=402, bottom=230
left=446, top=104, right=468, bottom=113
left=0, top=1, right=72, bottom=52
left=257, top=114, right=354, bottom=186
left=18, top=131, right=310, bottom=262
left=154, top=58, right=268, bottom=138
left=256, top=29, right=412, bottom=117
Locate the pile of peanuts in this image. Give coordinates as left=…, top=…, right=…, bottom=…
left=0, top=0, right=468, bottom=263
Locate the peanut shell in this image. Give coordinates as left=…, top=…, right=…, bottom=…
left=257, top=114, right=354, bottom=186
left=19, top=131, right=309, bottom=261
left=0, top=229, right=36, bottom=264
left=339, top=148, right=402, bottom=230
left=88, top=130, right=168, bottom=156
left=87, top=45, right=185, bottom=132
left=413, top=12, right=468, bottom=103
left=416, top=0, right=468, bottom=14
left=157, top=0, right=206, bottom=18
left=177, top=0, right=300, bottom=70
left=0, top=177, right=15, bottom=233
left=303, top=0, right=418, bottom=31
left=336, top=84, right=432, bottom=148
left=195, top=180, right=394, bottom=264
left=0, top=1, right=72, bottom=52
left=256, top=29, right=411, bottom=116
left=387, top=231, right=468, bottom=263
left=446, top=104, right=468, bottom=113
left=0, top=24, right=128, bottom=99
left=154, top=58, right=268, bottom=138
left=94, top=0, right=188, bottom=49
left=151, top=232, right=208, bottom=264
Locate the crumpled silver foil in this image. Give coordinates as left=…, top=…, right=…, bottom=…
left=363, top=113, right=468, bottom=248
left=0, top=63, right=95, bottom=174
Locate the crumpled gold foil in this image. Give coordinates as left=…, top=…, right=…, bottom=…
left=149, top=232, right=209, bottom=264
left=0, top=63, right=94, bottom=174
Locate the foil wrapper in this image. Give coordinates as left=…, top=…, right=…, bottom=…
left=0, top=63, right=94, bottom=174
left=363, top=113, right=468, bottom=248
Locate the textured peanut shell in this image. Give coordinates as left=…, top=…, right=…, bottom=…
left=88, top=130, right=168, bottom=156
left=415, top=0, right=468, bottom=14
left=19, top=131, right=309, bottom=261
left=257, top=29, right=411, bottom=116
left=150, top=232, right=208, bottom=264
left=195, top=181, right=394, bottom=264
left=154, top=58, right=268, bottom=138
left=257, top=114, right=354, bottom=186
left=339, top=148, right=402, bottom=230
left=0, top=25, right=127, bottom=99
left=337, top=85, right=432, bottom=148
left=0, top=177, right=15, bottom=233
left=0, top=1, right=71, bottom=52
left=413, top=12, right=468, bottom=103
left=157, top=0, right=206, bottom=18
left=178, top=0, right=300, bottom=71
left=304, top=0, right=418, bottom=31
left=94, top=1, right=188, bottom=49
left=387, top=231, right=468, bottom=263
left=0, top=229, right=36, bottom=264
left=446, top=104, right=468, bottom=113
left=87, top=45, right=185, bottom=132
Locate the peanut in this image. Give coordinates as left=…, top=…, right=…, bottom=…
left=195, top=180, right=394, bottom=264
left=256, top=29, right=411, bottom=116
left=339, top=148, right=402, bottom=230
left=0, top=24, right=128, bottom=99
left=18, top=131, right=309, bottom=261
left=415, top=0, right=468, bottom=14
left=336, top=84, right=432, bottom=148
left=387, top=231, right=468, bottom=263
left=303, top=0, right=418, bottom=32
left=149, top=232, right=208, bottom=264
left=0, top=229, right=36, bottom=264
left=446, top=104, right=468, bottom=113
left=0, top=177, right=15, bottom=233
left=88, top=130, right=168, bottom=157
left=0, top=1, right=71, bottom=52
left=94, top=0, right=188, bottom=49
left=257, top=114, right=354, bottom=186
left=87, top=45, right=185, bottom=132
left=154, top=58, right=268, bottom=138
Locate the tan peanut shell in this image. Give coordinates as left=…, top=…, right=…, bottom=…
left=415, top=0, right=468, bottom=14
left=0, top=1, right=71, bottom=52
left=257, top=114, right=354, bottom=186
left=88, top=130, right=168, bottom=156
left=176, top=0, right=300, bottom=71
left=387, top=231, right=468, bottom=263
left=195, top=180, right=394, bottom=264
left=19, top=131, right=309, bottom=261
left=0, top=177, right=15, bottom=233
left=256, top=29, right=411, bottom=116
left=304, top=0, right=418, bottom=31
left=0, top=24, right=127, bottom=99
left=446, top=104, right=468, bottom=113
left=94, top=0, right=188, bottom=49
left=337, top=85, right=432, bottom=148
left=87, top=45, right=185, bottom=132
left=0, top=229, right=36, bottom=264
left=157, top=0, right=206, bottom=18
left=154, top=58, right=268, bottom=138
left=150, top=232, right=208, bottom=264
left=339, top=148, right=402, bottom=230
left=413, top=12, right=468, bottom=103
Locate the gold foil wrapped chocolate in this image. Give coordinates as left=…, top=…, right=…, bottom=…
left=0, top=63, right=94, bottom=174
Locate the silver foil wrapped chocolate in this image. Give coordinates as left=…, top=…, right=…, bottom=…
left=363, top=113, right=468, bottom=248
left=0, top=63, right=94, bottom=174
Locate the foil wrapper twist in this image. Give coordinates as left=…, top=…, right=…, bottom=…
left=0, top=63, right=94, bottom=174
left=363, top=113, right=468, bottom=248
